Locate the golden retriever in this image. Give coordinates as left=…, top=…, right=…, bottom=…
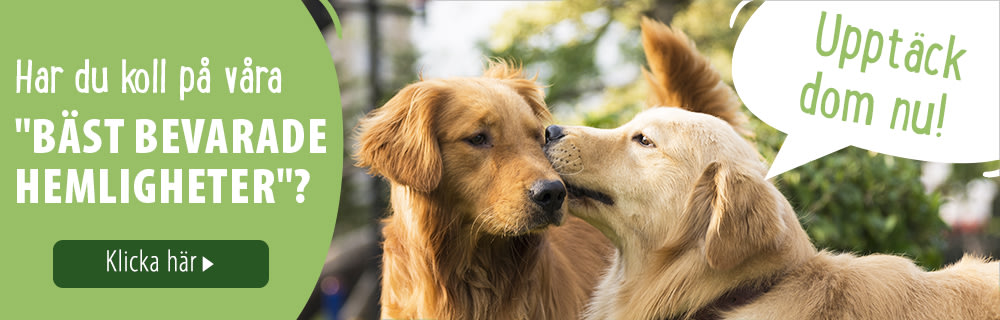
left=355, top=61, right=611, bottom=320
left=543, top=18, right=1000, bottom=320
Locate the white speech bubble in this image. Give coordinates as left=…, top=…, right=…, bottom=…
left=732, top=1, right=999, bottom=179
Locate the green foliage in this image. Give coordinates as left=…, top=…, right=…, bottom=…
left=938, top=161, right=1000, bottom=196
left=482, top=0, right=654, bottom=116
left=486, top=0, right=948, bottom=268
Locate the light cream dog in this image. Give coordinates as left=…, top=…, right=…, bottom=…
left=542, top=18, right=1000, bottom=320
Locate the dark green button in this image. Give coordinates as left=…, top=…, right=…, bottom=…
left=53, top=240, right=268, bottom=288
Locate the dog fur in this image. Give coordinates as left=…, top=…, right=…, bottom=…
left=356, top=61, right=611, bottom=320
left=543, top=18, right=1000, bottom=320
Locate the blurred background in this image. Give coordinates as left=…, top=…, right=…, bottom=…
left=298, top=0, right=1000, bottom=319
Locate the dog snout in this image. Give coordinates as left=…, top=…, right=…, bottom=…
left=545, top=125, right=565, bottom=144
left=530, top=179, right=566, bottom=214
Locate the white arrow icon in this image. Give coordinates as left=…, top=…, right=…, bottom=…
left=202, top=256, right=214, bottom=271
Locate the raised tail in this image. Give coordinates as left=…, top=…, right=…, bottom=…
left=640, top=17, right=751, bottom=136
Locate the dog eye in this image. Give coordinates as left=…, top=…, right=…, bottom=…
left=632, top=133, right=655, bottom=147
left=466, top=133, right=491, bottom=147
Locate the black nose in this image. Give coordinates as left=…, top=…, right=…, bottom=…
left=530, top=180, right=566, bottom=213
left=545, top=125, right=564, bottom=143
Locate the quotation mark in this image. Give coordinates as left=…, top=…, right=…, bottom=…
left=16, top=110, right=79, bottom=133
left=15, top=118, right=31, bottom=133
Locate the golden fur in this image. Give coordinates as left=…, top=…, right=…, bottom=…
left=356, top=61, right=611, bottom=320
left=543, top=18, right=1000, bottom=320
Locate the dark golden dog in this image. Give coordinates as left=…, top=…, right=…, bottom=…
left=544, top=19, right=1000, bottom=320
left=356, top=61, right=611, bottom=320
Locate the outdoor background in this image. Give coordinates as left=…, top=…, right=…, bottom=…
left=300, top=1, right=1000, bottom=319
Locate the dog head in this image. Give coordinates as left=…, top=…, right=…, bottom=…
left=545, top=108, right=785, bottom=270
left=543, top=19, right=788, bottom=271
left=356, top=61, right=567, bottom=236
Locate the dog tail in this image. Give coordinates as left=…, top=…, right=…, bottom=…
left=640, top=17, right=751, bottom=136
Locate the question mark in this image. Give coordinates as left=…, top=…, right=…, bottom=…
left=294, top=169, right=311, bottom=203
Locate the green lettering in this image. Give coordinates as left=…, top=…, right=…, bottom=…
left=890, top=98, right=910, bottom=130
left=839, top=25, right=862, bottom=69
left=800, top=72, right=822, bottom=115
left=816, top=11, right=840, bottom=56
left=911, top=100, right=934, bottom=135
left=924, top=43, right=943, bottom=75
left=821, top=88, right=840, bottom=119
left=843, top=90, right=874, bottom=125
left=904, top=35, right=925, bottom=73
left=943, top=35, right=965, bottom=80
left=860, top=30, right=883, bottom=73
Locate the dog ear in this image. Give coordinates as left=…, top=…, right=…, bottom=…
left=503, top=78, right=550, bottom=123
left=691, top=161, right=785, bottom=270
left=483, top=59, right=552, bottom=122
left=355, top=83, right=445, bottom=193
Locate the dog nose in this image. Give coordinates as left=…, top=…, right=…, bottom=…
left=545, top=125, right=565, bottom=143
left=530, top=179, right=566, bottom=213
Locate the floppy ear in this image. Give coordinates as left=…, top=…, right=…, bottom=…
left=354, top=83, right=446, bottom=193
left=502, top=78, right=550, bottom=122
left=483, top=59, right=552, bottom=122
left=691, top=161, right=785, bottom=270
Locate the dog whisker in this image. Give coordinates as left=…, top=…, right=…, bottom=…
left=469, top=204, right=500, bottom=237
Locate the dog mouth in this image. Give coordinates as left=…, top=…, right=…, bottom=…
left=565, top=183, right=614, bottom=206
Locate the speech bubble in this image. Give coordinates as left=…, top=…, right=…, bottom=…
left=732, top=1, right=999, bottom=179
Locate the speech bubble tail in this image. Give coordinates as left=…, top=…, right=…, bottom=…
left=766, top=134, right=847, bottom=179
left=985, top=169, right=1000, bottom=178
